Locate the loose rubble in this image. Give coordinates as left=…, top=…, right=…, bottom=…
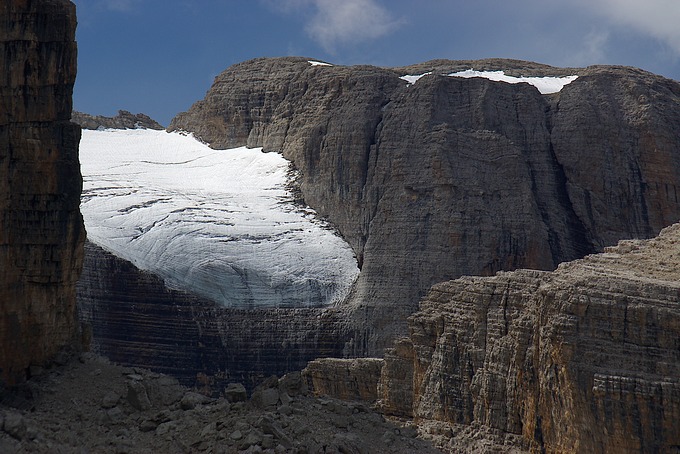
left=0, top=353, right=440, bottom=453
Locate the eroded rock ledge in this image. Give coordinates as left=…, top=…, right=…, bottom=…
left=378, top=223, right=680, bottom=452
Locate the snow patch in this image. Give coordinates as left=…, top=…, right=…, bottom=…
left=400, top=72, right=431, bottom=85
left=79, top=129, right=359, bottom=308
left=400, top=69, right=578, bottom=94
left=309, top=60, right=333, bottom=66
left=448, top=70, right=578, bottom=94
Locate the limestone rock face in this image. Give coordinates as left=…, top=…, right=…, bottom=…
left=169, top=57, right=680, bottom=353
left=380, top=223, right=680, bottom=453
left=303, top=358, right=384, bottom=402
left=0, top=0, right=84, bottom=385
left=71, top=110, right=164, bottom=130
left=77, top=242, right=349, bottom=392
left=550, top=66, right=680, bottom=248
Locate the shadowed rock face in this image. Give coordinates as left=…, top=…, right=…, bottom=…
left=379, top=223, right=680, bottom=453
left=0, top=0, right=84, bottom=385
left=169, top=57, right=680, bottom=353
left=77, top=242, right=349, bottom=392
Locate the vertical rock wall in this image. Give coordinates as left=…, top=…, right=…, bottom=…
left=379, top=225, right=680, bottom=452
left=0, top=0, right=84, bottom=385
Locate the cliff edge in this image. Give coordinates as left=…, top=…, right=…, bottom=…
left=379, top=223, right=680, bottom=452
left=0, top=0, right=84, bottom=385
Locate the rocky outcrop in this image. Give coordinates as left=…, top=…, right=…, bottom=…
left=379, top=223, right=680, bottom=453
left=169, top=57, right=680, bottom=353
left=303, top=358, right=384, bottom=402
left=72, top=110, right=164, bottom=130
left=77, top=242, right=350, bottom=392
left=0, top=0, right=84, bottom=385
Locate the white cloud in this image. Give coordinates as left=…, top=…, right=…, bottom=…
left=567, top=29, right=610, bottom=66
left=579, top=0, right=680, bottom=55
left=270, top=0, right=403, bottom=53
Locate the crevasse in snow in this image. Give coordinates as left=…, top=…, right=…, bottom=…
left=79, top=129, right=359, bottom=308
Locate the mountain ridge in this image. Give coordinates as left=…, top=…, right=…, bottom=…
left=169, top=56, right=680, bottom=353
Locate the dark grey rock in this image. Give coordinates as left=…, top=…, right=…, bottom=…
left=251, top=388, right=279, bottom=408
left=2, top=412, right=26, bottom=440
left=180, top=392, right=209, bottom=410
left=224, top=383, right=248, bottom=403
left=139, top=418, right=158, bottom=432
left=106, top=407, right=125, bottom=423
left=101, top=391, right=120, bottom=409
left=145, top=375, right=183, bottom=406
left=278, top=372, right=307, bottom=397
left=239, top=430, right=263, bottom=450
left=127, top=380, right=151, bottom=411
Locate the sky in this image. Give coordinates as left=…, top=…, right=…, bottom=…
left=72, top=0, right=680, bottom=126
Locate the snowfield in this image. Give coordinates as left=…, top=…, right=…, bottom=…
left=400, top=70, right=578, bottom=94
left=79, top=129, right=360, bottom=308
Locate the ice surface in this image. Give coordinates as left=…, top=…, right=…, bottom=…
left=308, top=60, right=333, bottom=66
left=401, top=69, right=578, bottom=94
left=79, top=129, right=359, bottom=308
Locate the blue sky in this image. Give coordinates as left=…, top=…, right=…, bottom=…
left=72, top=0, right=680, bottom=126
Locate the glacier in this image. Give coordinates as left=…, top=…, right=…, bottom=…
left=79, top=129, right=360, bottom=308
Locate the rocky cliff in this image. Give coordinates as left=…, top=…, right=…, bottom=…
left=77, top=242, right=350, bottom=392
left=169, top=57, right=680, bottom=353
left=72, top=110, right=164, bottom=130
left=379, top=223, right=680, bottom=453
left=0, top=0, right=84, bottom=386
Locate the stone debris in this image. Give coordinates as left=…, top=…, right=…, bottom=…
left=0, top=353, right=440, bottom=453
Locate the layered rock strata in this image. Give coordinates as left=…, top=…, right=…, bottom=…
left=72, top=110, right=164, bottom=130
left=169, top=57, right=680, bottom=353
left=379, top=223, right=680, bottom=453
left=0, top=0, right=84, bottom=385
left=303, top=358, right=384, bottom=402
left=77, top=242, right=349, bottom=392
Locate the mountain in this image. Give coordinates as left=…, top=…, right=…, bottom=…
left=77, top=56, right=680, bottom=394
left=2, top=3, right=679, bottom=449
left=0, top=0, right=84, bottom=386
left=170, top=56, right=680, bottom=354
left=72, top=110, right=164, bottom=130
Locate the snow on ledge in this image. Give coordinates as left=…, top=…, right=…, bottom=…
left=400, top=69, right=578, bottom=94
left=309, top=60, right=333, bottom=67
left=448, top=70, right=578, bottom=94
left=400, top=72, right=431, bottom=84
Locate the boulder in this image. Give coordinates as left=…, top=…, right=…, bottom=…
left=224, top=383, right=248, bottom=403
